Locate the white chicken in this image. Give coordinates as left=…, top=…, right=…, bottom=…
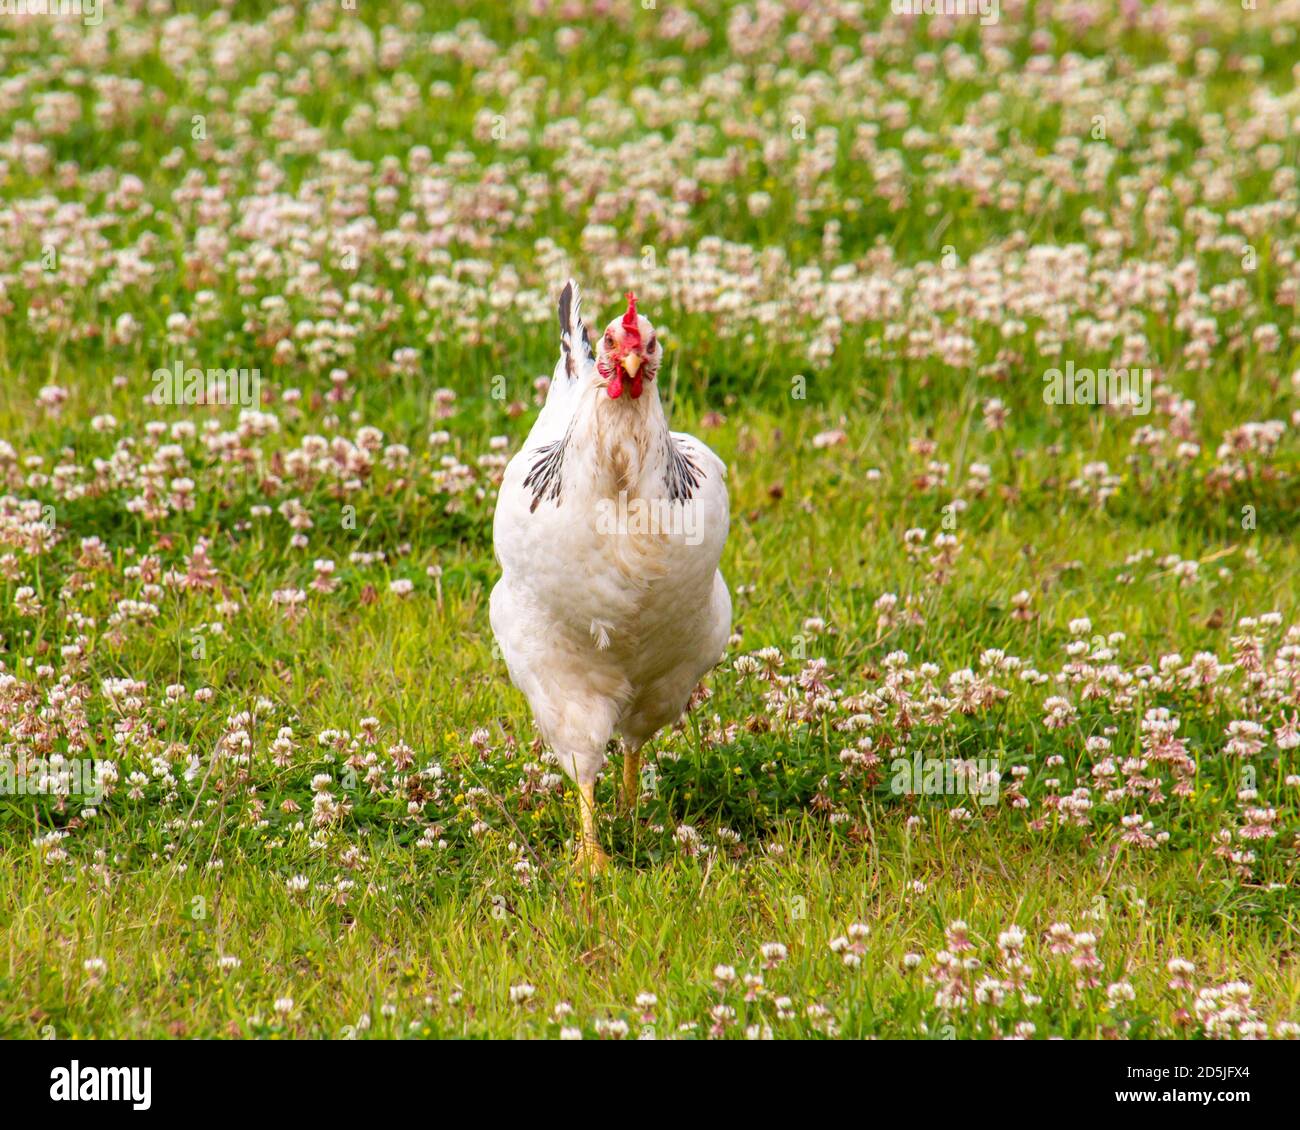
left=490, top=281, right=731, bottom=871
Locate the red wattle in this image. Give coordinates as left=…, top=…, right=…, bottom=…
left=607, top=370, right=623, bottom=398
left=629, top=374, right=644, bottom=398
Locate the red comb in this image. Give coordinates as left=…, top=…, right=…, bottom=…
left=621, top=292, right=641, bottom=350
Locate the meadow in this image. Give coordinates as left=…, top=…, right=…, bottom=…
left=0, top=0, right=1297, bottom=1039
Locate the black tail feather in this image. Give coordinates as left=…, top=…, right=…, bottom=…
left=557, top=279, right=594, bottom=380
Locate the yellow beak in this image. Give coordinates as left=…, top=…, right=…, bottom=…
left=622, top=352, right=642, bottom=378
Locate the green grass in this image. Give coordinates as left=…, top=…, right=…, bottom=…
left=0, top=1, right=1297, bottom=1038
left=7, top=824, right=1295, bottom=1040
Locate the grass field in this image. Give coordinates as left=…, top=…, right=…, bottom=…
left=0, top=0, right=1298, bottom=1039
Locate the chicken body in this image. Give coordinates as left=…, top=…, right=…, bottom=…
left=490, top=282, right=730, bottom=867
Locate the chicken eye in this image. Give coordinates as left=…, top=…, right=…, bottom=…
left=647, top=336, right=657, bottom=352
left=604, top=331, right=615, bottom=348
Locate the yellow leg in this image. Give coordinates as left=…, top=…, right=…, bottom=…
left=574, top=781, right=610, bottom=873
left=621, top=746, right=641, bottom=812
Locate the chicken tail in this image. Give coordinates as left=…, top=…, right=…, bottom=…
left=557, top=279, right=594, bottom=381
